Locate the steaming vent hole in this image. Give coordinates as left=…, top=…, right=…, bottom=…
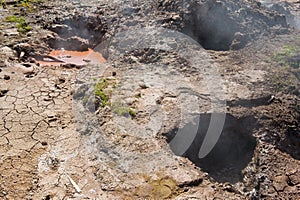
left=180, top=0, right=288, bottom=51
left=47, top=15, right=107, bottom=52
left=166, top=113, right=257, bottom=184
left=182, top=3, right=241, bottom=51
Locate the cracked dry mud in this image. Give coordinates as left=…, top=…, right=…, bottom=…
left=0, top=61, right=108, bottom=199
left=0, top=0, right=300, bottom=199
left=0, top=64, right=77, bottom=198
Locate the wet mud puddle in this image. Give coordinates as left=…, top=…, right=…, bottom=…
left=36, top=48, right=106, bottom=66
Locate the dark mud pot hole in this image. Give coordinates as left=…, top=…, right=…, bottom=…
left=166, top=113, right=257, bottom=184
left=182, top=4, right=240, bottom=51
left=47, top=15, right=106, bottom=51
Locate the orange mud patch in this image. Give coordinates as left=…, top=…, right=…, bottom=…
left=36, top=48, right=106, bottom=66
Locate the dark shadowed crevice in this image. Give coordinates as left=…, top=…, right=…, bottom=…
left=227, top=95, right=273, bottom=108
left=279, top=126, right=300, bottom=160
left=166, top=113, right=257, bottom=184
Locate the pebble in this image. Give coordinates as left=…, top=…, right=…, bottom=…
left=3, top=28, right=19, bottom=36
left=273, top=175, right=288, bottom=192
left=0, top=46, right=15, bottom=58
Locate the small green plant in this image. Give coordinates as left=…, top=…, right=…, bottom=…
left=94, top=78, right=116, bottom=108
left=19, top=0, right=30, bottom=7
left=94, top=79, right=110, bottom=108
left=4, top=15, right=31, bottom=33
left=1, top=0, right=42, bottom=8
left=93, top=78, right=139, bottom=118
left=128, top=109, right=137, bottom=118
left=274, top=45, right=299, bottom=67
left=5, top=15, right=18, bottom=22
left=16, top=16, right=31, bottom=33
left=271, top=72, right=297, bottom=93
left=18, top=0, right=43, bottom=7
left=281, top=45, right=297, bottom=57
left=112, top=102, right=136, bottom=118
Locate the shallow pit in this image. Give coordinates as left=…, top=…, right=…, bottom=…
left=36, top=14, right=107, bottom=66
left=166, top=113, right=257, bottom=184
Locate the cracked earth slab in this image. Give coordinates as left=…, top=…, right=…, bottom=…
left=0, top=63, right=76, bottom=199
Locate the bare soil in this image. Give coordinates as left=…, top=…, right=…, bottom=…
left=0, top=0, right=299, bottom=199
